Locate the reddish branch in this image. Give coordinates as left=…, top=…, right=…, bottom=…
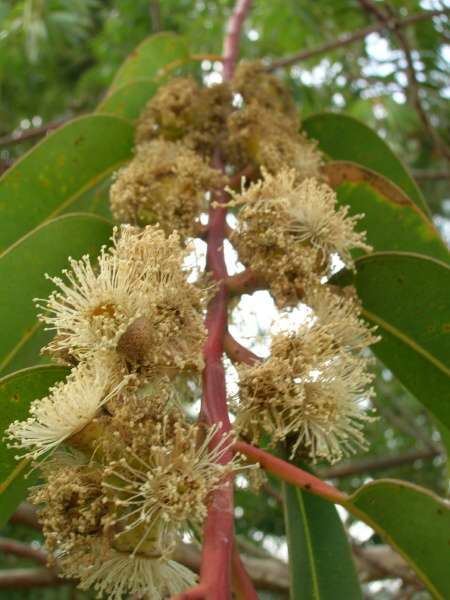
left=232, top=545, right=259, bottom=600
left=223, top=332, right=262, bottom=366
left=180, top=3, right=254, bottom=598
left=224, top=269, right=266, bottom=297
left=235, top=441, right=348, bottom=505
left=267, top=9, right=448, bottom=70
left=222, top=0, right=254, bottom=81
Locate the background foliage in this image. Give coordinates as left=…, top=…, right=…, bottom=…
left=0, top=1, right=448, bottom=598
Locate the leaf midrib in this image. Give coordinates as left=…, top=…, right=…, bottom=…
left=362, top=308, right=450, bottom=378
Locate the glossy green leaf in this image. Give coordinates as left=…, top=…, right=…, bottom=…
left=0, top=365, right=69, bottom=528
left=347, top=480, right=450, bottom=599
left=97, top=78, right=159, bottom=121
left=303, top=112, right=429, bottom=215
left=0, top=213, right=112, bottom=375
left=283, top=483, right=362, bottom=599
left=337, top=252, right=450, bottom=431
left=107, top=32, right=189, bottom=92
left=0, top=115, right=133, bottom=254
left=325, top=162, right=449, bottom=263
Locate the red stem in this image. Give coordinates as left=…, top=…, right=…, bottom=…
left=186, top=3, right=253, bottom=598
left=223, top=332, right=262, bottom=366
left=235, top=441, right=348, bottom=505
left=224, top=269, right=266, bottom=297
left=232, top=546, right=259, bottom=599
left=198, top=149, right=234, bottom=600
left=223, top=0, right=253, bottom=80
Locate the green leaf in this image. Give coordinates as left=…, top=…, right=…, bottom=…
left=302, top=112, right=429, bottom=215
left=347, top=480, right=450, bottom=599
left=324, top=161, right=449, bottom=263
left=0, top=213, right=112, bottom=375
left=107, top=32, right=189, bottom=92
left=0, top=365, right=69, bottom=528
left=283, top=482, right=362, bottom=599
left=0, top=115, right=133, bottom=254
left=337, top=252, right=450, bottom=431
left=97, top=78, right=159, bottom=120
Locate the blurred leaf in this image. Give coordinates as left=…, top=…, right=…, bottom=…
left=325, top=161, right=449, bottom=262
left=0, top=365, right=69, bottom=528
left=0, top=115, right=133, bottom=253
left=347, top=479, right=450, bottom=599
left=336, top=252, right=450, bottom=432
left=302, top=113, right=429, bottom=215
left=97, top=78, right=158, bottom=120
left=107, top=32, right=189, bottom=92
left=0, top=213, right=112, bottom=375
left=283, top=482, right=362, bottom=599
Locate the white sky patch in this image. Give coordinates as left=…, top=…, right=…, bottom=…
left=247, top=28, right=260, bottom=41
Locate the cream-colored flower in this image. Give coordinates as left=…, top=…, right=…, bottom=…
left=6, top=356, right=128, bottom=460
left=37, top=226, right=206, bottom=373
left=104, top=406, right=237, bottom=554
left=70, top=545, right=196, bottom=600
left=231, top=170, right=370, bottom=307
left=236, top=285, right=376, bottom=462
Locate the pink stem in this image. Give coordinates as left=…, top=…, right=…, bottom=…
left=232, top=546, right=259, bottom=599
left=223, top=0, right=253, bottom=80
left=187, top=3, right=253, bottom=598
left=235, top=441, right=348, bottom=505
left=198, top=150, right=234, bottom=600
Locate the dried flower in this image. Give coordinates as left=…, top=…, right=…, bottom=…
left=135, top=77, right=200, bottom=144
left=110, top=139, right=223, bottom=237
left=232, top=60, right=298, bottom=119
left=37, top=225, right=206, bottom=374
left=136, top=78, right=232, bottom=156
left=32, top=465, right=196, bottom=599
left=231, top=170, right=371, bottom=307
left=228, top=103, right=322, bottom=180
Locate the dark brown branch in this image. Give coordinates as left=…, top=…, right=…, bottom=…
left=0, top=537, right=48, bottom=565
left=9, top=502, right=40, bottom=530
left=358, top=0, right=450, bottom=161
left=413, top=170, right=449, bottom=181
left=149, top=1, right=161, bottom=32
left=0, top=119, right=67, bottom=148
left=267, top=10, right=449, bottom=70
left=319, top=447, right=442, bottom=479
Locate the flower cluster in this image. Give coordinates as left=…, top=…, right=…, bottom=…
left=224, top=63, right=377, bottom=460
left=5, top=61, right=379, bottom=597
left=6, top=225, right=240, bottom=599
left=235, top=284, right=378, bottom=462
